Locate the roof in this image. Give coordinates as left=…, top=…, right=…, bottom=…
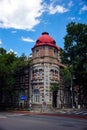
left=32, top=32, right=59, bottom=50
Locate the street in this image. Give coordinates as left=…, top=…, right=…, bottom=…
left=0, top=112, right=87, bottom=130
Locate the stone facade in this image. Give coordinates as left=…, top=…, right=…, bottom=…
left=14, top=32, right=65, bottom=110
left=30, top=32, right=64, bottom=109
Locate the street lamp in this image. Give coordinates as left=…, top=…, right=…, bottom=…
left=70, top=75, right=75, bottom=109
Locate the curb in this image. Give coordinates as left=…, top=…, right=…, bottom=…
left=8, top=110, right=87, bottom=120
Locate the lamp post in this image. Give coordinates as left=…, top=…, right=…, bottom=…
left=71, top=75, right=74, bottom=108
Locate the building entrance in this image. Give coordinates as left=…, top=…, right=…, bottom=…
left=52, top=91, right=57, bottom=108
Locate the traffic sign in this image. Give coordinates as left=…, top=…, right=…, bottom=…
left=20, top=95, right=26, bottom=100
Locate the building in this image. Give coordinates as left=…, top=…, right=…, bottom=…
left=14, top=32, right=66, bottom=110
left=30, top=32, right=64, bottom=110
left=14, top=65, right=30, bottom=109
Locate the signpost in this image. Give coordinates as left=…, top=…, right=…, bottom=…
left=19, top=96, right=26, bottom=109
left=20, top=95, right=26, bottom=100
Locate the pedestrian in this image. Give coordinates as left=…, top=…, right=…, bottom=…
left=29, top=103, right=32, bottom=111
left=42, top=101, right=46, bottom=112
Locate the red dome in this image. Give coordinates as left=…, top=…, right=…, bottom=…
left=32, top=32, right=59, bottom=50
left=37, top=32, right=54, bottom=43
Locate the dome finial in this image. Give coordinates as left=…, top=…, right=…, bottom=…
left=42, top=32, right=49, bottom=35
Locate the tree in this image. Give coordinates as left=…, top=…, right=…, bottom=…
left=0, top=49, right=18, bottom=107
left=0, top=48, right=31, bottom=109
left=60, top=67, right=71, bottom=88
left=50, top=83, right=59, bottom=92
left=63, top=22, right=87, bottom=107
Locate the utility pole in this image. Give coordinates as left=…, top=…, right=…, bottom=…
left=71, top=75, right=74, bottom=108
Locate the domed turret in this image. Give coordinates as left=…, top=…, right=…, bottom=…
left=30, top=32, right=63, bottom=110
left=32, top=32, right=59, bottom=50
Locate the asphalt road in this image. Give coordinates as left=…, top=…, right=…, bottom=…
left=0, top=112, right=87, bottom=130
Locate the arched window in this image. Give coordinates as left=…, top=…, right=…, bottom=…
left=50, top=69, right=54, bottom=80
left=33, top=89, right=40, bottom=103
left=36, top=49, right=39, bottom=57
left=39, top=69, right=42, bottom=79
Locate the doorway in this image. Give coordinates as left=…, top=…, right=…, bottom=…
left=52, top=91, right=57, bottom=108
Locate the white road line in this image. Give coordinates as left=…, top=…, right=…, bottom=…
left=82, top=112, right=87, bottom=115
left=7, top=114, right=25, bottom=117
left=59, top=111, right=66, bottom=114
left=0, top=116, right=7, bottom=118
left=72, top=111, right=87, bottom=115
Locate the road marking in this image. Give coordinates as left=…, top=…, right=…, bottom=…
left=82, top=112, right=87, bottom=115
left=59, top=111, right=66, bottom=114
left=0, top=114, right=25, bottom=118
left=0, top=116, right=7, bottom=118
left=75, top=111, right=86, bottom=115
left=7, top=113, right=25, bottom=117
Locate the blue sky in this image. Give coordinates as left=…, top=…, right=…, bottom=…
left=0, top=0, right=87, bottom=57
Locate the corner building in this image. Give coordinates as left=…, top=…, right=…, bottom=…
left=30, top=32, right=63, bottom=109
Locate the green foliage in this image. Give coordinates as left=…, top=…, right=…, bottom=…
left=50, top=83, right=59, bottom=92
left=63, top=22, right=87, bottom=87
left=0, top=48, right=6, bottom=55
left=0, top=48, right=31, bottom=105
left=62, top=22, right=87, bottom=105
left=60, top=67, right=71, bottom=88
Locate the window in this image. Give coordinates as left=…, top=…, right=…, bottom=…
left=33, top=89, right=40, bottom=103
left=50, top=69, right=54, bottom=80
left=36, top=49, right=39, bottom=57
left=39, top=69, right=42, bottom=79
left=54, top=49, right=57, bottom=57
left=35, top=70, right=38, bottom=79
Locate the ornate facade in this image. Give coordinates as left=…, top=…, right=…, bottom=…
left=14, top=32, right=66, bottom=110
left=30, top=32, right=64, bottom=109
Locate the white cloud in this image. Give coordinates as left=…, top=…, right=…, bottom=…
left=80, top=5, right=87, bottom=13
left=68, top=17, right=81, bottom=21
left=0, top=0, right=44, bottom=30
left=0, top=0, right=71, bottom=29
left=48, top=4, right=69, bottom=14
left=9, top=49, right=14, bottom=52
left=7, top=49, right=17, bottom=54
left=0, top=39, right=2, bottom=44
left=21, top=37, right=35, bottom=42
